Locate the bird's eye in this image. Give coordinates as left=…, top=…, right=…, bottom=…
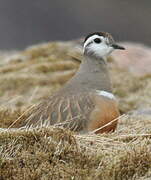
left=94, top=38, right=101, bottom=43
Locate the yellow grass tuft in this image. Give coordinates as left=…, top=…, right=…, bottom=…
left=0, top=41, right=151, bottom=179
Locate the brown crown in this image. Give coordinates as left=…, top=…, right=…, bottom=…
left=84, top=32, right=114, bottom=43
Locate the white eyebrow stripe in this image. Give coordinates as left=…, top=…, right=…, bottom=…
left=84, top=35, right=101, bottom=49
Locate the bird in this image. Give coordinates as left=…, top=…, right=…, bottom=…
left=25, top=32, right=125, bottom=134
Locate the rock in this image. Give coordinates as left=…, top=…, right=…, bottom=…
left=112, top=42, right=151, bottom=76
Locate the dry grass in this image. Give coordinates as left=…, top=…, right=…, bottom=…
left=0, top=41, right=151, bottom=179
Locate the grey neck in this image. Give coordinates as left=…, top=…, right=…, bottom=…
left=62, top=55, right=112, bottom=93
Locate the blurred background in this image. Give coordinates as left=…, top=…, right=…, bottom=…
left=0, top=0, right=150, bottom=49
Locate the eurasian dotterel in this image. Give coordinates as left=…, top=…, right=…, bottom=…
left=25, top=32, right=125, bottom=134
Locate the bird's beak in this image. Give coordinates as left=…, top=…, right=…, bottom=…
left=111, top=44, right=125, bottom=50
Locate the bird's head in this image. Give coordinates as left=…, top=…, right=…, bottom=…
left=83, top=32, right=125, bottom=59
